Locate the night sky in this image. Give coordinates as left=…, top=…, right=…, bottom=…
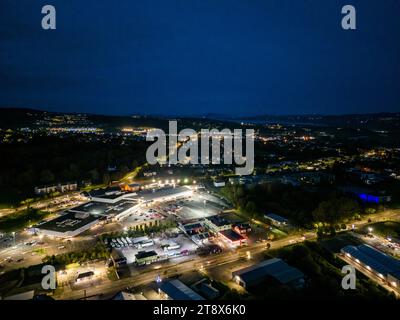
left=1, top=0, right=399, bottom=116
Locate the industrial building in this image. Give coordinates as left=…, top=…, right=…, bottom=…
left=85, top=185, right=192, bottom=204
left=159, top=279, right=205, bottom=300
left=84, top=186, right=132, bottom=204
left=264, top=213, right=289, bottom=227
left=34, top=211, right=100, bottom=238
left=232, top=258, right=304, bottom=289
left=341, top=244, right=400, bottom=289
left=35, top=186, right=193, bottom=238
left=68, top=200, right=139, bottom=221
left=135, top=186, right=192, bottom=203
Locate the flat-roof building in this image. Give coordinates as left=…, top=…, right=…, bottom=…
left=219, top=229, right=247, bottom=246
left=68, top=200, right=139, bottom=221
left=135, top=250, right=158, bottom=266
left=264, top=213, right=289, bottom=226
left=85, top=186, right=132, bottom=204
left=232, top=258, right=304, bottom=289
left=159, top=279, right=205, bottom=300
left=34, top=211, right=99, bottom=238
left=341, top=244, right=400, bottom=289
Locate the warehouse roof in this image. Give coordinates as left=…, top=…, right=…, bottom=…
left=341, top=244, right=400, bottom=277
left=35, top=211, right=99, bottom=233
left=264, top=213, right=288, bottom=224
left=159, top=279, right=204, bottom=300
left=233, top=258, right=304, bottom=287
left=68, top=200, right=137, bottom=217
left=136, top=186, right=191, bottom=202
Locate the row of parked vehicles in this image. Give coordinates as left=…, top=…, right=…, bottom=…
left=104, top=237, right=132, bottom=248
left=104, top=237, right=154, bottom=249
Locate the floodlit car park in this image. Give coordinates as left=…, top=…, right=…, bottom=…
left=105, top=233, right=199, bottom=264
left=153, top=192, right=228, bottom=221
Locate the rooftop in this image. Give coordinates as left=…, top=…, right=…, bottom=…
left=265, top=213, right=289, bottom=224
left=135, top=186, right=191, bottom=202
left=206, top=215, right=231, bottom=227
left=233, top=258, right=304, bottom=286
left=159, top=279, right=205, bottom=300
left=77, top=271, right=94, bottom=279
left=135, top=250, right=158, bottom=260
left=220, top=229, right=246, bottom=242
left=35, top=211, right=99, bottom=233
left=342, top=244, right=400, bottom=277
left=68, top=200, right=137, bottom=217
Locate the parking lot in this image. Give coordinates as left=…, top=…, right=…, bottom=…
left=152, top=191, right=228, bottom=222
left=105, top=232, right=199, bottom=265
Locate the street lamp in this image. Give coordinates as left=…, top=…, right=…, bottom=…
left=246, top=251, right=251, bottom=260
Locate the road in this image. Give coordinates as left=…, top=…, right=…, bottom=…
left=53, top=234, right=310, bottom=300
left=53, top=208, right=400, bottom=300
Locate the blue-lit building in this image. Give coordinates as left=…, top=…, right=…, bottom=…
left=357, top=193, right=391, bottom=204
left=339, top=186, right=392, bottom=204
